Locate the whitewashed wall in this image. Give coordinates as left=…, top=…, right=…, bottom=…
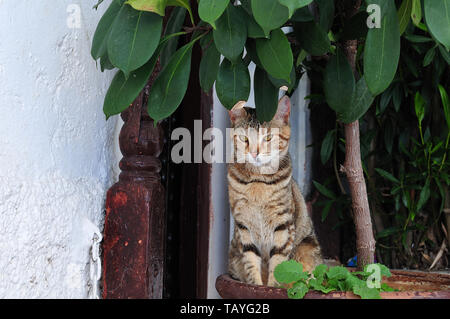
left=0, top=0, right=120, bottom=298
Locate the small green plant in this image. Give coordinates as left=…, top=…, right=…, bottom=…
left=274, top=260, right=396, bottom=299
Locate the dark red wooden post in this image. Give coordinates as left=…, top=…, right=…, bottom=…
left=102, top=73, right=165, bottom=298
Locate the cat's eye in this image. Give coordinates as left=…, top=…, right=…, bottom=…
left=239, top=135, right=248, bottom=143
left=264, top=134, right=273, bottom=141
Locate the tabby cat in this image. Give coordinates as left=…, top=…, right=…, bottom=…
left=227, top=96, right=322, bottom=287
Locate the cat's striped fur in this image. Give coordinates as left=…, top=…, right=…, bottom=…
left=227, top=96, right=322, bottom=287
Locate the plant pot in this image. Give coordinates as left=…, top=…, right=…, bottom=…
left=216, top=270, right=450, bottom=299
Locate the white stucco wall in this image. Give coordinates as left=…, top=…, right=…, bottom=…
left=0, top=0, right=120, bottom=298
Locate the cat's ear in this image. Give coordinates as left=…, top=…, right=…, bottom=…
left=274, top=95, right=291, bottom=123
left=229, top=101, right=247, bottom=123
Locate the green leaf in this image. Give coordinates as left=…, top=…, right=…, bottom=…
left=274, top=260, right=308, bottom=284
left=398, top=0, right=412, bottom=35
left=416, top=178, right=430, bottom=212
left=291, top=6, right=314, bottom=22
left=103, top=57, right=157, bottom=118
left=315, top=0, right=335, bottom=32
left=267, top=66, right=296, bottom=91
left=255, top=28, right=293, bottom=82
left=364, top=0, right=400, bottom=95
left=161, top=7, right=187, bottom=69
left=423, top=46, right=436, bottom=66
left=240, top=7, right=266, bottom=39
left=312, top=180, right=336, bottom=199
left=294, top=21, right=331, bottom=56
left=424, top=0, right=450, bottom=48
left=323, top=49, right=355, bottom=115
left=216, top=59, right=251, bottom=109
left=91, top=0, right=123, bottom=60
left=254, top=67, right=280, bottom=122
left=352, top=285, right=381, bottom=299
left=364, top=263, right=392, bottom=277
left=340, top=77, right=375, bottom=123
left=108, top=4, right=162, bottom=76
left=321, top=200, right=333, bottom=222
left=312, top=264, right=328, bottom=280
left=147, top=40, right=195, bottom=122
left=126, top=0, right=166, bottom=15
left=198, top=0, right=229, bottom=29
left=277, top=0, right=313, bottom=18
left=438, top=45, right=450, bottom=65
left=438, top=84, right=450, bottom=130
left=326, top=266, right=350, bottom=280
left=414, top=91, right=425, bottom=124
left=375, top=168, right=400, bottom=184
left=100, top=53, right=115, bottom=71
left=320, top=130, right=335, bottom=164
left=199, top=41, right=221, bottom=93
left=411, top=0, right=422, bottom=26
left=287, top=281, right=309, bottom=299
left=126, top=0, right=194, bottom=24
left=251, top=0, right=289, bottom=37
left=213, top=4, right=247, bottom=62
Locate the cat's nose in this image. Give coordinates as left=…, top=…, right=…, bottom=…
left=251, top=152, right=258, bottom=159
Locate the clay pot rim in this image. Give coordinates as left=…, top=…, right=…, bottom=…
left=216, top=270, right=450, bottom=299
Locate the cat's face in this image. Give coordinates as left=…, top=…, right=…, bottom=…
left=229, top=96, right=291, bottom=169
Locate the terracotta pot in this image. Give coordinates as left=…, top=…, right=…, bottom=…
left=216, top=270, right=450, bottom=299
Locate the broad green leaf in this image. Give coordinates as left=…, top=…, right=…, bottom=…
left=216, top=59, right=251, bottom=109
left=103, top=57, right=157, bottom=118
left=100, top=53, right=115, bottom=71
left=126, top=0, right=165, bottom=15
left=364, top=263, right=392, bottom=277
left=198, top=0, right=229, bottom=29
left=255, top=28, right=293, bottom=82
left=161, top=7, right=186, bottom=68
left=267, top=67, right=296, bottom=92
left=108, top=4, right=162, bottom=76
left=424, top=0, right=450, bottom=49
left=375, top=168, right=400, bottom=184
left=251, top=0, right=289, bottom=36
left=274, top=260, right=308, bottom=284
left=312, top=264, right=328, bottom=280
left=321, top=200, right=333, bottom=222
left=398, top=0, right=412, bottom=35
left=126, top=0, right=194, bottom=23
left=438, top=84, right=450, bottom=130
left=147, top=40, right=195, bottom=122
left=213, top=4, right=247, bottom=62
left=352, top=285, right=381, bottom=299
left=254, top=67, right=279, bottom=122
left=326, top=266, right=350, bottom=280
left=278, top=0, right=313, bottom=18
left=315, top=0, right=334, bottom=32
left=340, top=77, right=375, bottom=123
left=364, top=0, right=400, bottom=95
left=91, top=0, right=123, bottom=60
left=320, top=130, right=335, bottom=164
left=287, top=282, right=309, bottom=299
left=199, top=41, right=221, bottom=92
left=312, top=180, right=336, bottom=199
left=294, top=21, right=331, bottom=56
left=291, top=6, right=314, bottom=22
left=240, top=7, right=266, bottom=39
left=323, top=49, right=355, bottom=115
left=411, top=0, right=422, bottom=26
